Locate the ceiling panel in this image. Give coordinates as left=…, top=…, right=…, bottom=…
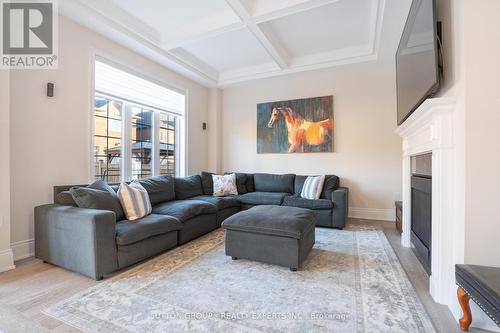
left=180, top=28, right=275, bottom=72
left=110, top=0, right=241, bottom=43
left=260, top=0, right=373, bottom=58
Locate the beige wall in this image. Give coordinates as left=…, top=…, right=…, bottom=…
left=207, top=88, right=223, bottom=173
left=463, top=0, right=500, bottom=267
left=9, top=16, right=209, bottom=247
left=0, top=68, right=12, bottom=269
left=437, top=0, right=500, bottom=268
left=434, top=1, right=499, bottom=329
left=222, top=62, right=402, bottom=218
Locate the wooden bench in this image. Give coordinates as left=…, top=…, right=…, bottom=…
left=455, top=264, right=500, bottom=331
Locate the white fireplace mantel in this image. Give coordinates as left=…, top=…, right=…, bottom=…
left=395, top=96, right=461, bottom=306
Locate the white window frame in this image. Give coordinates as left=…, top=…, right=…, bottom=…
left=89, top=53, right=187, bottom=182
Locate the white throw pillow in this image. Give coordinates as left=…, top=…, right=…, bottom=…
left=117, top=180, right=152, bottom=220
left=212, top=173, right=238, bottom=197
left=301, top=175, right=326, bottom=200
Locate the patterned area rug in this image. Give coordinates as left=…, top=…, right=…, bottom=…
left=43, top=226, right=436, bottom=333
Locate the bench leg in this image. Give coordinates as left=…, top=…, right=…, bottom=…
left=457, top=287, right=472, bottom=331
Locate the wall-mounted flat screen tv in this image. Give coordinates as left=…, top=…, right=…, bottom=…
left=396, top=0, right=440, bottom=125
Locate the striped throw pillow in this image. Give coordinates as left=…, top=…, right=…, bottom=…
left=300, top=175, right=326, bottom=200
left=118, top=180, right=152, bottom=220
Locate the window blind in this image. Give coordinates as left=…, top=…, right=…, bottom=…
left=95, top=60, right=185, bottom=115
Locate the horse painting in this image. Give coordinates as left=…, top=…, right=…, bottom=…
left=267, top=107, right=333, bottom=153
left=257, top=96, right=333, bottom=153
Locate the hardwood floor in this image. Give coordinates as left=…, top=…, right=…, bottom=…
left=0, top=219, right=492, bottom=332
left=370, top=220, right=490, bottom=333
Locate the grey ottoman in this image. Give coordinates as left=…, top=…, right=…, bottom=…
left=221, top=205, right=316, bottom=271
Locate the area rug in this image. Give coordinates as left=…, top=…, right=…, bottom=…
left=43, top=226, right=436, bottom=333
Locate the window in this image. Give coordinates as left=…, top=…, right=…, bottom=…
left=93, top=59, right=185, bottom=182
left=93, top=98, right=122, bottom=183
left=159, top=113, right=177, bottom=176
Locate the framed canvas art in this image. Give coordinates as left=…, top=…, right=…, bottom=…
left=257, top=95, right=333, bottom=153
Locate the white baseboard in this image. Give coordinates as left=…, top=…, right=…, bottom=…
left=11, top=238, right=35, bottom=261
left=0, top=248, right=15, bottom=273
left=348, top=207, right=395, bottom=221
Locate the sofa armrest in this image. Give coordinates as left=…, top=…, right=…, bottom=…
left=331, top=187, right=349, bottom=229
left=34, top=204, right=118, bottom=280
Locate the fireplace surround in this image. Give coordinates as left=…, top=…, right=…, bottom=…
left=396, top=96, right=463, bottom=309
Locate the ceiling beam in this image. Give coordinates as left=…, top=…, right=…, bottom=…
left=253, top=0, right=342, bottom=24
left=162, top=22, right=246, bottom=50
left=225, top=0, right=290, bottom=69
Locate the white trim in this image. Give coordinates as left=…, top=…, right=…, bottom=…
left=396, top=96, right=464, bottom=315
left=59, top=0, right=385, bottom=87
left=180, top=92, right=188, bottom=176
left=349, top=207, right=395, bottom=221
left=153, top=111, right=160, bottom=176
left=225, top=0, right=290, bottom=69
left=218, top=49, right=377, bottom=86
left=252, top=0, right=342, bottom=23
left=10, top=238, right=35, bottom=261
left=59, top=0, right=218, bottom=86
left=122, top=102, right=132, bottom=181
left=0, top=248, right=15, bottom=273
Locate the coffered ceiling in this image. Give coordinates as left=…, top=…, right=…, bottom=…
left=60, top=0, right=391, bottom=87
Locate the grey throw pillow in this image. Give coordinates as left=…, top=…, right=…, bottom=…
left=201, top=171, right=214, bottom=195
left=55, top=190, right=77, bottom=206
left=174, top=175, right=204, bottom=199
left=139, top=175, right=175, bottom=205
left=70, top=180, right=125, bottom=221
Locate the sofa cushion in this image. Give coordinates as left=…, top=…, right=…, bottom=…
left=253, top=173, right=295, bottom=193
left=200, top=172, right=214, bottom=195
left=189, top=195, right=241, bottom=210
left=245, top=174, right=255, bottom=192
left=238, top=192, right=290, bottom=206
left=55, top=190, right=77, bottom=206
left=70, top=180, right=125, bottom=221
left=115, top=214, right=182, bottom=246
left=222, top=205, right=315, bottom=239
left=282, top=195, right=334, bottom=210
left=139, top=175, right=175, bottom=205
left=320, top=175, right=340, bottom=199
left=174, top=175, right=204, bottom=199
left=152, top=199, right=217, bottom=222
left=294, top=174, right=340, bottom=199
left=294, top=175, right=307, bottom=194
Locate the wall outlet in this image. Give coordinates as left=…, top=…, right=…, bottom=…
left=0, top=215, right=3, bottom=227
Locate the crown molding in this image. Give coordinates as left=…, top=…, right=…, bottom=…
left=59, top=0, right=385, bottom=87
left=59, top=0, right=218, bottom=87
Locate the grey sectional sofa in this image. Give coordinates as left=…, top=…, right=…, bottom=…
left=35, top=172, right=348, bottom=280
